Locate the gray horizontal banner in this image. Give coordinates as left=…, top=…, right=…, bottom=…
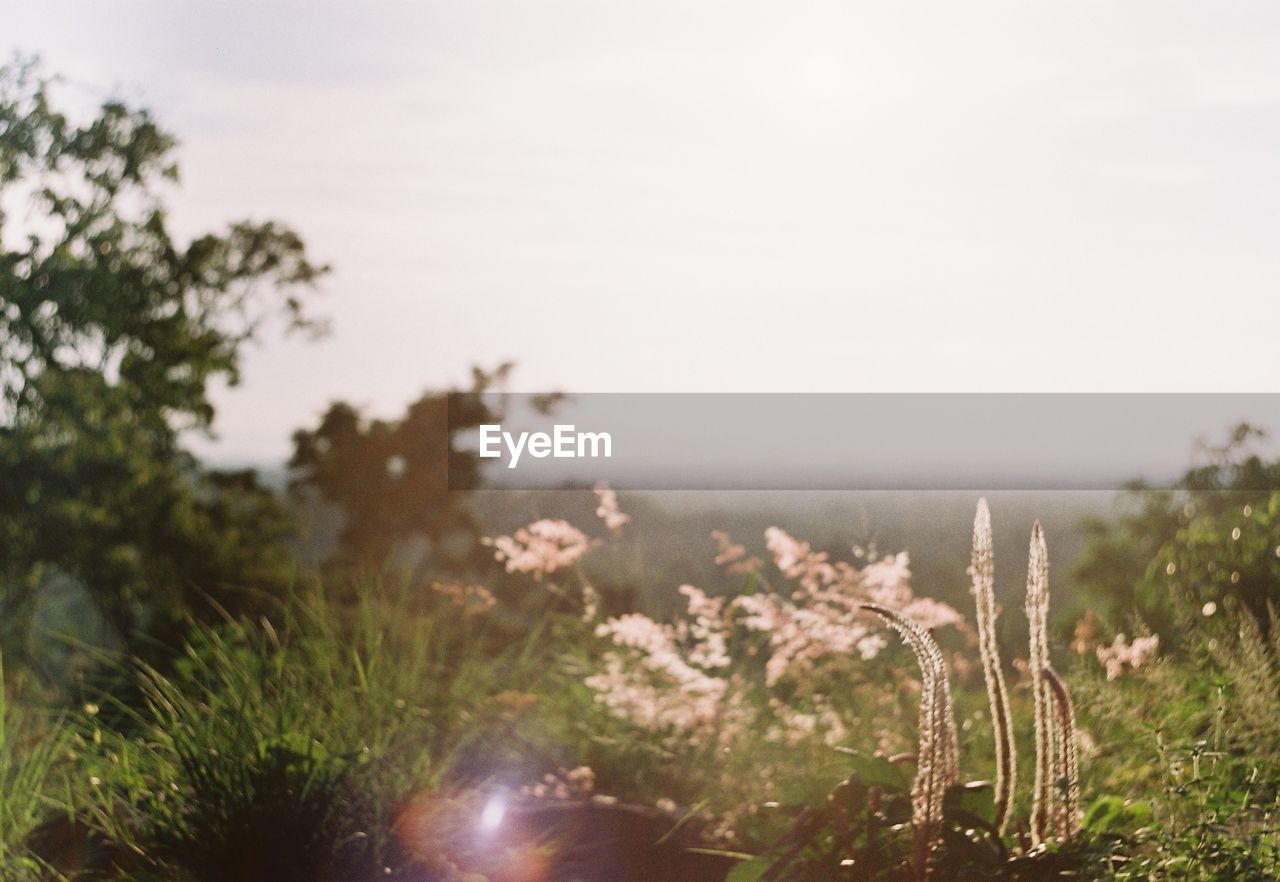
left=449, top=394, right=1280, bottom=491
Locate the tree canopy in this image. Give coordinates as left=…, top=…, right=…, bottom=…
left=0, top=58, right=327, bottom=664
left=289, top=365, right=561, bottom=580
left=1074, top=424, right=1280, bottom=640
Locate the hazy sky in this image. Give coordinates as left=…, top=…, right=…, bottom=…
left=8, top=2, right=1280, bottom=462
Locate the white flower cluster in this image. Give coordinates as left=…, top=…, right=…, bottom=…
left=586, top=528, right=962, bottom=748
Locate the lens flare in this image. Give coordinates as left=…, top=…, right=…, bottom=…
left=479, top=794, right=507, bottom=833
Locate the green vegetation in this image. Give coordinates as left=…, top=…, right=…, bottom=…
left=7, top=478, right=1280, bottom=879
left=7, top=59, right=1280, bottom=882
left=77, top=582, right=566, bottom=881
left=0, top=57, right=324, bottom=664
left=0, top=655, right=73, bottom=880
left=1073, top=424, right=1280, bottom=636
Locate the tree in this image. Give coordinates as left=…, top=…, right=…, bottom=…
left=1073, top=424, right=1280, bottom=640
left=289, top=365, right=559, bottom=580
left=0, top=58, right=327, bottom=663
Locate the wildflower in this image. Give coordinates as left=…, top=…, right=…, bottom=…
left=712, top=530, right=761, bottom=575
left=678, top=583, right=724, bottom=621
left=1043, top=666, right=1081, bottom=840
left=593, top=482, right=631, bottom=535
left=565, top=766, right=595, bottom=793
left=1026, top=521, right=1055, bottom=846
left=970, top=499, right=1015, bottom=836
left=900, top=597, right=964, bottom=632
left=1024, top=522, right=1085, bottom=845
left=1071, top=609, right=1099, bottom=655
left=431, top=582, right=496, bottom=617
left=584, top=525, right=959, bottom=757
left=862, top=552, right=914, bottom=605
left=521, top=766, right=595, bottom=800
left=860, top=603, right=958, bottom=881
left=765, top=527, right=842, bottom=593
left=584, top=651, right=733, bottom=745
left=581, top=583, right=600, bottom=622
left=490, top=518, right=593, bottom=578
left=1095, top=633, right=1159, bottom=680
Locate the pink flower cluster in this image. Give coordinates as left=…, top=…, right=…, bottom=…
left=490, top=518, right=594, bottom=579
left=587, top=527, right=962, bottom=748
left=586, top=596, right=739, bottom=745
left=585, top=646, right=735, bottom=745
left=521, top=766, right=596, bottom=800
left=593, top=483, right=632, bottom=535
left=746, top=529, right=961, bottom=686
left=431, top=582, right=497, bottom=617
left=712, top=530, right=762, bottom=575
left=1096, top=633, right=1159, bottom=680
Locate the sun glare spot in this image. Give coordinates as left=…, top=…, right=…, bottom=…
left=479, top=795, right=507, bottom=834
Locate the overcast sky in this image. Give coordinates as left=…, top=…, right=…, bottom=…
left=8, top=2, right=1280, bottom=463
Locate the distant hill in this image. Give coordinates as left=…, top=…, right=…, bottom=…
left=219, top=455, right=1117, bottom=633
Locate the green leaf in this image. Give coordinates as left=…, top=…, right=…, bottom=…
left=837, top=749, right=911, bottom=792
left=829, top=777, right=870, bottom=812
left=1082, top=795, right=1152, bottom=834
left=725, top=857, right=772, bottom=882
left=1081, top=795, right=1123, bottom=833
left=944, top=781, right=996, bottom=825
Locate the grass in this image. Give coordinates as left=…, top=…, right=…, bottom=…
left=1074, top=604, right=1280, bottom=881
left=0, top=654, right=73, bottom=882
left=77, top=580, right=579, bottom=880
left=5, top=501, right=1280, bottom=880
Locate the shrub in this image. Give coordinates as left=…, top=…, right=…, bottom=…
left=82, top=580, right=551, bottom=881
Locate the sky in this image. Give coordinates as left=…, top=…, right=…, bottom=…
left=7, top=2, right=1280, bottom=463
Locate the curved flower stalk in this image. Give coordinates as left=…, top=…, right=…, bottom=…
left=970, top=499, right=1016, bottom=836
left=860, top=603, right=958, bottom=880
left=1042, top=665, right=1081, bottom=840
left=1025, top=521, right=1056, bottom=845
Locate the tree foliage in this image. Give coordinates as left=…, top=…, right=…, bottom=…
left=1074, top=424, right=1280, bottom=639
left=0, top=58, right=327, bottom=662
left=289, top=365, right=559, bottom=579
